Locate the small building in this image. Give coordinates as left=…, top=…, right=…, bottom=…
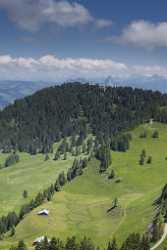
left=33, top=236, right=45, bottom=245
left=33, top=236, right=50, bottom=245
left=37, top=209, right=49, bottom=216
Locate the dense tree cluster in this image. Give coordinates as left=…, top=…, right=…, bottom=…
left=4, top=152, right=19, bottom=168
left=0, top=83, right=166, bottom=154
left=148, top=183, right=167, bottom=243
left=10, top=233, right=150, bottom=250
left=67, top=158, right=88, bottom=181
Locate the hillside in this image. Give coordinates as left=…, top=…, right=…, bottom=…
left=0, top=83, right=167, bottom=154
left=1, top=122, right=167, bottom=249
left=0, top=143, right=76, bottom=217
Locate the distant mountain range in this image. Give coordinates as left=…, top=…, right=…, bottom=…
left=0, top=81, right=56, bottom=109
left=104, top=75, right=167, bottom=92
left=0, top=75, right=167, bottom=109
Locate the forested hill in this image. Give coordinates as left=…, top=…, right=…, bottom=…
left=0, top=83, right=167, bottom=154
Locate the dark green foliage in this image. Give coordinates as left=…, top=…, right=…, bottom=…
left=0, top=84, right=166, bottom=154
left=139, top=155, right=145, bottom=165
left=22, top=190, right=28, bottom=199
left=96, top=145, right=111, bottom=172
left=139, top=131, right=147, bottom=138
left=54, top=150, right=60, bottom=161
left=139, top=149, right=146, bottom=165
left=17, top=240, right=27, bottom=250
left=49, top=238, right=64, bottom=250
left=14, top=233, right=150, bottom=250
left=5, top=153, right=19, bottom=168
left=107, top=238, right=118, bottom=250
left=45, top=154, right=50, bottom=161
left=10, top=226, right=15, bottom=237
left=58, top=172, right=66, bottom=186
left=147, top=156, right=152, bottom=164
left=112, top=198, right=118, bottom=209
left=120, top=233, right=149, bottom=250
left=67, top=158, right=88, bottom=182
left=108, top=169, right=115, bottom=180
left=152, top=130, right=159, bottom=139
left=65, top=236, right=78, bottom=250
left=141, top=149, right=146, bottom=158
left=79, top=237, right=94, bottom=250
left=111, top=134, right=131, bottom=152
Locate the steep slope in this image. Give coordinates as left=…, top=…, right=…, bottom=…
left=2, top=122, right=167, bottom=249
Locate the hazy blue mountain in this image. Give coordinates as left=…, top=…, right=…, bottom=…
left=0, top=81, right=56, bottom=109
left=104, top=75, right=167, bottom=92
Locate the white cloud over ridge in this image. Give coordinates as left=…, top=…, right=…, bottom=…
left=112, top=20, right=167, bottom=48
left=0, top=0, right=112, bottom=31
left=0, top=54, right=167, bottom=81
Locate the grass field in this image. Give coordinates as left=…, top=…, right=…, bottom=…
left=0, top=144, right=77, bottom=216
left=1, top=122, right=167, bottom=249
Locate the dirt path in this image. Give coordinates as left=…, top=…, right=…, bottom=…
left=151, top=223, right=167, bottom=250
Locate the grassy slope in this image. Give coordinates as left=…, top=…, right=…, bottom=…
left=2, top=122, right=167, bottom=249
left=0, top=147, right=76, bottom=217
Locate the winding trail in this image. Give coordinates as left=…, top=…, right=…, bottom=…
left=150, top=223, right=167, bottom=250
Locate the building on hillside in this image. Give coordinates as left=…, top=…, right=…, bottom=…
left=37, top=209, right=49, bottom=216
left=33, top=236, right=51, bottom=245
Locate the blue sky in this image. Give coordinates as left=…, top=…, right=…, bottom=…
left=0, top=0, right=167, bottom=81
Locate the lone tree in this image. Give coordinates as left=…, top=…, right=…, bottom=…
left=22, top=190, right=28, bottom=199
left=152, top=130, right=159, bottom=139
left=17, top=240, right=27, bottom=250
left=147, top=156, right=152, bottom=164
left=139, top=149, right=146, bottom=165
left=112, top=198, right=118, bottom=209
left=108, top=169, right=115, bottom=179
left=139, top=131, right=147, bottom=138
left=139, top=155, right=145, bottom=165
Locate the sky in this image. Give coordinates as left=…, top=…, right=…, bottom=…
left=0, top=0, right=167, bottom=81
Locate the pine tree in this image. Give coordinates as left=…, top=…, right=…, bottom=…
left=108, top=169, right=115, bottom=179
left=44, top=154, right=50, bottom=161
left=65, top=236, right=78, bottom=250
left=10, top=226, right=15, bottom=237
left=17, top=240, right=27, bottom=250
left=107, top=238, right=118, bottom=250
left=152, top=130, right=159, bottom=138
left=22, top=190, right=28, bottom=199
left=147, top=156, right=152, bottom=164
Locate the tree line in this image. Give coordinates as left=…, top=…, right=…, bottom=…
left=9, top=233, right=150, bottom=250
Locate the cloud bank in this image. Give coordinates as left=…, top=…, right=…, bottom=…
left=0, top=54, right=167, bottom=81
left=112, top=20, right=167, bottom=49
left=0, top=0, right=112, bottom=31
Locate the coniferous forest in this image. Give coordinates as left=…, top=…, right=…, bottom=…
left=0, top=83, right=167, bottom=154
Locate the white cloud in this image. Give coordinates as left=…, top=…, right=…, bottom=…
left=111, top=20, right=167, bottom=49
left=0, top=54, right=167, bottom=81
left=0, top=0, right=112, bottom=31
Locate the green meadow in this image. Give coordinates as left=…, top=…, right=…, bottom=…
left=1, top=122, right=167, bottom=249
left=0, top=148, right=75, bottom=216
